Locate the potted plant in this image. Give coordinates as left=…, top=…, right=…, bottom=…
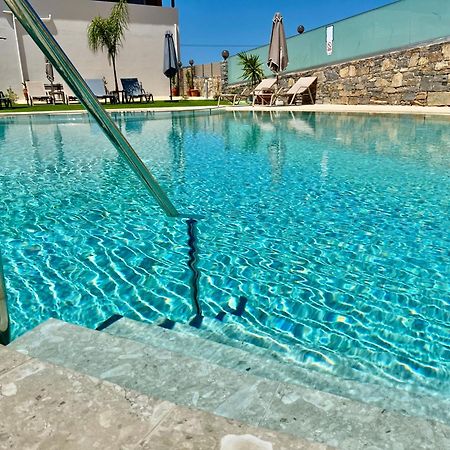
left=190, top=87, right=200, bottom=97
left=6, top=87, right=18, bottom=106
left=185, top=69, right=201, bottom=97
left=171, top=76, right=179, bottom=96
left=185, top=70, right=194, bottom=96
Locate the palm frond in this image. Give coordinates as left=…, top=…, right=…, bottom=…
left=110, top=0, right=129, bottom=31
left=87, top=0, right=129, bottom=63
left=237, top=52, right=264, bottom=86
left=87, top=17, right=108, bottom=53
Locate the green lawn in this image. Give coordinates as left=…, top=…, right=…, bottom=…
left=0, top=99, right=219, bottom=113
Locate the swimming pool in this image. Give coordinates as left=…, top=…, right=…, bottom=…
left=0, top=110, right=448, bottom=401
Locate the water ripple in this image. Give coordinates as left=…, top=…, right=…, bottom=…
left=0, top=111, right=448, bottom=401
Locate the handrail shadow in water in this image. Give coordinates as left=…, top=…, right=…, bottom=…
left=186, top=218, right=203, bottom=327
left=0, top=252, right=10, bottom=345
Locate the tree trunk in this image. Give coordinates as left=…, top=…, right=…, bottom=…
left=112, top=56, right=119, bottom=94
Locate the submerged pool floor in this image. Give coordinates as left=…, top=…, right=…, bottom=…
left=0, top=110, right=448, bottom=402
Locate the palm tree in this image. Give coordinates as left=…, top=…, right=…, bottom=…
left=237, top=52, right=264, bottom=87
left=87, top=0, right=129, bottom=94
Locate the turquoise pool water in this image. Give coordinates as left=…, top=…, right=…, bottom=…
left=0, top=110, right=448, bottom=398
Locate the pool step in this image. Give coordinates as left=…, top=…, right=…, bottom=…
left=9, top=318, right=450, bottom=449
left=0, top=345, right=316, bottom=449
left=104, top=316, right=450, bottom=426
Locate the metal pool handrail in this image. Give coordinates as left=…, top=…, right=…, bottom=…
left=2, top=0, right=206, bottom=324
left=0, top=252, right=10, bottom=345
left=4, top=0, right=178, bottom=218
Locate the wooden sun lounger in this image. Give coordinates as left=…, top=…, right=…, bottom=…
left=62, top=83, right=79, bottom=104
left=217, top=85, right=251, bottom=106
left=26, top=81, right=53, bottom=106
left=270, top=76, right=318, bottom=106
left=252, top=78, right=278, bottom=106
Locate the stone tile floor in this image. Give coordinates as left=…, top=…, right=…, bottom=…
left=0, top=346, right=328, bottom=450
left=8, top=320, right=450, bottom=449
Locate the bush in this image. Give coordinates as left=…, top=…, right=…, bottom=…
left=6, top=87, right=18, bottom=104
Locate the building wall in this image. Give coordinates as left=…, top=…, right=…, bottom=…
left=228, top=0, right=450, bottom=85
left=0, top=0, right=178, bottom=100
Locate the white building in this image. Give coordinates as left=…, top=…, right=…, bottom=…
left=0, top=0, right=179, bottom=100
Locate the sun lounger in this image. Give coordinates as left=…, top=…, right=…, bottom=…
left=62, top=83, right=78, bottom=104
left=85, top=79, right=116, bottom=104
left=251, top=78, right=278, bottom=106
left=26, top=81, right=53, bottom=106
left=270, top=76, right=317, bottom=106
left=217, top=85, right=251, bottom=106
left=121, top=78, right=153, bottom=103
left=0, top=91, right=12, bottom=108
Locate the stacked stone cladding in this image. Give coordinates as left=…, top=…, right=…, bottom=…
left=226, top=40, right=450, bottom=106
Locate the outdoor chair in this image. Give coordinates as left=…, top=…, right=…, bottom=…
left=251, top=78, right=278, bottom=106
left=217, top=85, right=251, bottom=106
left=85, top=79, right=116, bottom=104
left=62, top=83, right=78, bottom=104
left=270, top=76, right=318, bottom=106
left=0, top=91, right=12, bottom=108
left=121, top=78, right=153, bottom=103
left=26, top=81, right=53, bottom=106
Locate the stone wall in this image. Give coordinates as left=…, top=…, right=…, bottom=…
left=180, top=67, right=221, bottom=98
left=226, top=40, right=450, bottom=106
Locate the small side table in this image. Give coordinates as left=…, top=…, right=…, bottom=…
left=110, top=90, right=124, bottom=104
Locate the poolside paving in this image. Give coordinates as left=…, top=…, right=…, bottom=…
left=0, top=345, right=326, bottom=450
left=228, top=103, right=450, bottom=116
left=7, top=319, right=450, bottom=449
left=2, top=103, right=450, bottom=117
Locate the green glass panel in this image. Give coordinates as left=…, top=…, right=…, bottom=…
left=229, top=0, right=450, bottom=83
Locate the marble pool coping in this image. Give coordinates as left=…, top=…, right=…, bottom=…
left=0, top=345, right=328, bottom=450
left=226, top=103, right=450, bottom=116
left=2, top=103, right=450, bottom=117
left=7, top=319, right=450, bottom=449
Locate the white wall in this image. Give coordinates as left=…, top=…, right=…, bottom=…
left=0, top=0, right=179, bottom=100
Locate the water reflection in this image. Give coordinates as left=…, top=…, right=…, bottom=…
left=124, top=116, right=144, bottom=135
left=313, top=113, right=450, bottom=167
left=320, top=151, right=329, bottom=179
left=168, top=115, right=186, bottom=182
left=29, top=118, right=44, bottom=175
left=0, top=118, right=10, bottom=143
left=243, top=120, right=263, bottom=153
left=287, top=111, right=316, bottom=135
